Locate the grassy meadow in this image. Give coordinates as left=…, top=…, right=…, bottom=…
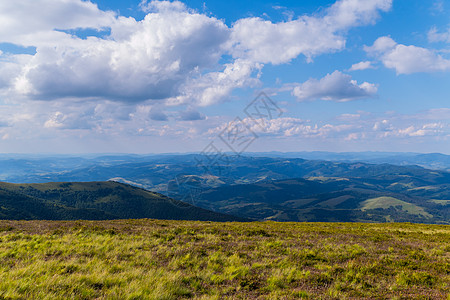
left=0, top=220, right=448, bottom=299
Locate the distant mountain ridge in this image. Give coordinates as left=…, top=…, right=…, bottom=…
left=3, top=154, right=450, bottom=190
left=2, top=151, right=450, bottom=185
left=245, top=152, right=450, bottom=171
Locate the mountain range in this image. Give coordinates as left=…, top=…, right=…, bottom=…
left=0, top=152, right=449, bottom=223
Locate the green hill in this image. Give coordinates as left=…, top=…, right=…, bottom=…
left=192, top=177, right=449, bottom=224
left=361, top=196, right=433, bottom=218
left=0, top=181, right=245, bottom=222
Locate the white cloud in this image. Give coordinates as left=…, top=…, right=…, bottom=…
left=0, top=0, right=392, bottom=109
left=325, top=0, right=392, bottom=28
left=0, top=0, right=400, bottom=151
left=365, top=36, right=450, bottom=74
left=428, top=26, right=450, bottom=43
left=291, top=71, right=377, bottom=102
left=207, top=116, right=361, bottom=139
left=173, top=59, right=262, bottom=106
left=15, top=6, right=230, bottom=102
left=42, top=105, right=102, bottom=130
left=139, top=0, right=188, bottom=13
left=230, top=17, right=346, bottom=65
left=0, top=0, right=116, bottom=47
left=201, top=109, right=449, bottom=150
left=371, top=114, right=449, bottom=139
left=207, top=109, right=449, bottom=141
left=364, top=36, right=397, bottom=53
left=0, top=54, right=33, bottom=89
left=44, top=112, right=66, bottom=129
left=247, top=117, right=308, bottom=136
left=379, top=123, right=446, bottom=138
left=345, top=133, right=359, bottom=141
left=349, top=61, right=375, bottom=71
left=230, top=0, right=392, bottom=64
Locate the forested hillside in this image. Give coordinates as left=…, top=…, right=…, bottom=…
left=0, top=181, right=245, bottom=222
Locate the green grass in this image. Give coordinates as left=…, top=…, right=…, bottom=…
left=361, top=197, right=433, bottom=218
left=430, top=199, right=450, bottom=206
left=0, top=220, right=448, bottom=299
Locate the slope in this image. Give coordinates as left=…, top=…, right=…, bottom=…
left=0, top=181, right=245, bottom=222
left=192, top=177, right=448, bottom=224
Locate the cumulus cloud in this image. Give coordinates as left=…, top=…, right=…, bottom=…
left=365, top=36, right=450, bottom=74
left=231, top=0, right=392, bottom=64
left=0, top=0, right=393, bottom=108
left=0, top=54, right=32, bottom=89
left=349, top=61, right=375, bottom=71
left=291, top=71, right=377, bottom=102
left=0, top=0, right=116, bottom=47
left=44, top=112, right=67, bottom=129
left=0, top=0, right=400, bottom=151
left=230, top=17, right=346, bottom=65
left=174, top=59, right=262, bottom=106
left=16, top=99, right=136, bottom=132
left=15, top=5, right=230, bottom=102
left=42, top=104, right=111, bottom=130
left=325, top=0, right=392, bottom=28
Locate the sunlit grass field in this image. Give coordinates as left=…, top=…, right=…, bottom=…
left=0, top=220, right=448, bottom=299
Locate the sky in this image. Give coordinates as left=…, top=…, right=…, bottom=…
left=0, top=0, right=449, bottom=154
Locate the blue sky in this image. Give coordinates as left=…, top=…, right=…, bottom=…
left=0, top=0, right=449, bottom=154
